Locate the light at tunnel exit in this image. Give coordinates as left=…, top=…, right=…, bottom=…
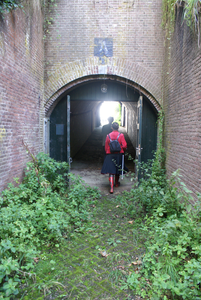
left=100, top=101, right=120, bottom=125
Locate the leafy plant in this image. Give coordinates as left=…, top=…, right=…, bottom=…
left=162, top=0, right=176, bottom=33
left=120, top=108, right=201, bottom=299
left=123, top=186, right=201, bottom=299
left=43, top=0, right=58, bottom=39
left=107, top=238, right=121, bottom=247
left=121, top=165, right=201, bottom=298
left=0, top=152, right=100, bottom=299
left=184, top=0, right=201, bottom=46
left=0, top=0, right=22, bottom=14
left=162, top=0, right=201, bottom=45
left=121, top=162, right=201, bottom=299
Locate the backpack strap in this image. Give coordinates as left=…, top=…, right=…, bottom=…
left=116, top=133, right=121, bottom=140
left=108, top=133, right=121, bottom=141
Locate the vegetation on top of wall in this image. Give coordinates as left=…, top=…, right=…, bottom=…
left=162, top=0, right=201, bottom=46
left=0, top=0, right=22, bottom=14
left=43, top=0, right=58, bottom=39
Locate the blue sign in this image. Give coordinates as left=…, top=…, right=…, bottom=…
left=94, top=38, right=113, bottom=64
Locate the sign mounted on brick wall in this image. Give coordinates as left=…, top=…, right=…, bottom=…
left=94, top=38, right=113, bottom=64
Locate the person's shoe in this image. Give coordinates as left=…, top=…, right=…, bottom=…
left=115, top=175, right=120, bottom=187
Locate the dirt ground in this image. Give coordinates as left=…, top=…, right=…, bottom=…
left=71, top=127, right=136, bottom=195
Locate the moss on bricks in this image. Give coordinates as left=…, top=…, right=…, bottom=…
left=18, top=192, right=146, bottom=299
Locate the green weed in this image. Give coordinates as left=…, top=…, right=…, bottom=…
left=0, top=0, right=22, bottom=14
left=162, top=0, right=201, bottom=42
left=121, top=164, right=201, bottom=299
left=0, top=152, right=100, bottom=299
left=120, top=111, right=201, bottom=299
left=107, top=238, right=121, bottom=247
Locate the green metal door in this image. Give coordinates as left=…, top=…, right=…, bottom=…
left=50, top=95, right=70, bottom=163
left=141, top=98, right=157, bottom=163
left=66, top=95, right=71, bottom=168
left=136, top=96, right=143, bottom=180
left=136, top=96, right=143, bottom=164
left=136, top=96, right=157, bottom=180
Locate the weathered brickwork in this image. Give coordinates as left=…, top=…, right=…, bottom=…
left=163, top=4, right=201, bottom=197
left=0, top=0, right=200, bottom=199
left=44, top=0, right=165, bottom=108
left=0, top=2, right=44, bottom=191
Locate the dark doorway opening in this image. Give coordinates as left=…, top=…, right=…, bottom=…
left=49, top=79, right=158, bottom=191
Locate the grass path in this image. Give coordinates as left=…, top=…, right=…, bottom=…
left=19, top=192, right=145, bottom=300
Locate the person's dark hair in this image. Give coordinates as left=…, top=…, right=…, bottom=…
left=111, top=122, right=119, bottom=130
left=108, top=116, right=114, bottom=124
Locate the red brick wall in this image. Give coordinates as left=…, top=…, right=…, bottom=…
left=1, top=0, right=200, bottom=199
left=163, top=4, right=201, bottom=197
left=0, top=2, right=44, bottom=191
left=44, top=0, right=165, bottom=109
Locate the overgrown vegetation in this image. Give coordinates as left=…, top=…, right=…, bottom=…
left=121, top=163, right=201, bottom=298
left=0, top=0, right=57, bottom=15
left=0, top=152, right=100, bottom=299
left=0, top=0, right=21, bottom=14
left=1, top=111, right=200, bottom=299
left=120, top=112, right=201, bottom=299
left=162, top=0, right=201, bottom=45
left=43, top=0, right=58, bottom=40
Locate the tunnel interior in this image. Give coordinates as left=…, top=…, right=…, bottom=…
left=49, top=79, right=158, bottom=169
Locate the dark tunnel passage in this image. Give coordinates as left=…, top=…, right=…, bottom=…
left=71, top=124, right=136, bottom=171
left=48, top=79, right=158, bottom=190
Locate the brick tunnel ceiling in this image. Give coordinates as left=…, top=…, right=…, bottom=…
left=68, top=80, right=140, bottom=114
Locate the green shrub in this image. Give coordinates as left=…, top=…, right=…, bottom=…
left=0, top=0, right=22, bottom=14
left=0, top=152, right=100, bottom=299
left=121, top=109, right=201, bottom=299
left=121, top=164, right=201, bottom=299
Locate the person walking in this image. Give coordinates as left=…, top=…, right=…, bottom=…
left=101, top=122, right=128, bottom=194
left=102, top=116, right=114, bottom=156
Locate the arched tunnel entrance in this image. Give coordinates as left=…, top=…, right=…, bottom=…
left=48, top=79, right=158, bottom=191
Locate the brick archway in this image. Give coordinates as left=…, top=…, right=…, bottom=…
left=44, top=57, right=162, bottom=115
